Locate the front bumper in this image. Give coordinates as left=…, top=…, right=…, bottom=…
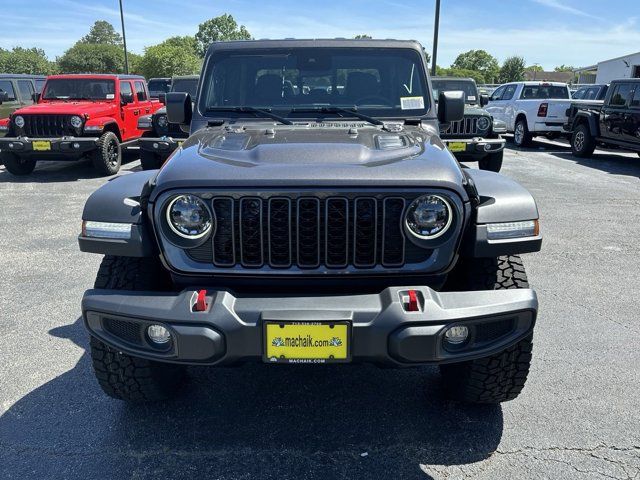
left=0, top=136, right=99, bottom=156
left=442, top=137, right=505, bottom=159
left=139, top=136, right=185, bottom=156
left=82, top=286, right=537, bottom=366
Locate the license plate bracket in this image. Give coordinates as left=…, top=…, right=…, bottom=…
left=263, top=321, right=351, bottom=364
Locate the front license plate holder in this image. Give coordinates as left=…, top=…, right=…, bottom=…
left=447, top=141, right=467, bottom=152
left=32, top=140, right=51, bottom=151
left=263, top=321, right=351, bottom=364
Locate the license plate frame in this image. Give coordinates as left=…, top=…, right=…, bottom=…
left=32, top=140, right=52, bottom=151
left=263, top=321, right=351, bottom=364
left=447, top=141, right=467, bottom=153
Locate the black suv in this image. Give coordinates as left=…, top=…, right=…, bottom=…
left=567, top=79, right=640, bottom=157
left=0, top=74, right=46, bottom=135
left=138, top=75, right=199, bottom=169
left=432, top=77, right=506, bottom=172
left=78, top=39, right=542, bottom=405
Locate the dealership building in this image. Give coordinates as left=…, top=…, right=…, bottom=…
left=575, top=51, right=640, bottom=84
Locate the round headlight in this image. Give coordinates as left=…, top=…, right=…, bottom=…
left=166, top=195, right=213, bottom=239
left=405, top=195, right=452, bottom=239
left=477, top=116, right=490, bottom=131
left=156, top=115, right=168, bottom=128
left=70, top=115, right=83, bottom=128
left=14, top=116, right=25, bottom=128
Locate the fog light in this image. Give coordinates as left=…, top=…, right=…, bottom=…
left=8, top=143, right=14, bottom=148
left=484, top=144, right=492, bottom=152
left=444, top=325, right=469, bottom=345
left=73, top=142, right=80, bottom=149
left=153, top=142, right=159, bottom=149
left=147, top=324, right=171, bottom=344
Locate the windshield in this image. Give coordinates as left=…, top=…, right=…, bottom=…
left=42, top=79, right=115, bottom=100
left=199, top=47, right=430, bottom=119
left=432, top=79, right=478, bottom=104
left=171, top=79, right=198, bottom=98
left=148, top=79, right=171, bottom=96
left=521, top=85, right=569, bottom=99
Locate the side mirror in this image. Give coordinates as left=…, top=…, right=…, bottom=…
left=120, top=92, right=134, bottom=105
left=166, top=92, right=192, bottom=126
left=480, top=94, right=489, bottom=107
left=158, top=93, right=166, bottom=105
left=438, top=91, right=465, bottom=123
left=0, top=91, right=8, bottom=104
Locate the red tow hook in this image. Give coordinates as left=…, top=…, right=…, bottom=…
left=407, top=290, right=420, bottom=312
left=194, top=289, right=208, bottom=312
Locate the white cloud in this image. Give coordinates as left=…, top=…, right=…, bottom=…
left=530, top=0, right=601, bottom=20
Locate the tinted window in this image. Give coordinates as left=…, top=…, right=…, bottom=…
left=134, top=81, right=147, bottom=101
left=171, top=78, right=198, bottom=98
left=490, top=85, right=505, bottom=101
left=17, top=80, right=34, bottom=100
left=199, top=47, right=430, bottom=118
left=35, top=79, right=46, bottom=93
left=584, top=87, right=600, bottom=100
left=521, top=85, right=569, bottom=99
left=148, top=79, right=171, bottom=96
left=630, top=87, right=640, bottom=108
left=0, top=80, right=16, bottom=101
left=43, top=79, right=115, bottom=100
left=432, top=79, right=478, bottom=104
left=502, top=84, right=517, bottom=100
left=572, top=87, right=586, bottom=99
left=120, top=81, right=133, bottom=98
left=609, top=83, right=633, bottom=107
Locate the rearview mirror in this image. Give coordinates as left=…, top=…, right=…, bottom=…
left=0, top=91, right=8, bottom=104
left=480, top=94, right=489, bottom=107
left=166, top=92, right=192, bottom=126
left=31, top=92, right=41, bottom=103
left=158, top=93, right=166, bottom=105
left=120, top=92, right=134, bottom=104
left=438, top=91, right=465, bottom=124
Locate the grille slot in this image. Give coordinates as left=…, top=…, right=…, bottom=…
left=475, top=319, right=516, bottom=343
left=22, top=114, right=74, bottom=137
left=186, top=193, right=436, bottom=271
left=441, top=117, right=479, bottom=136
left=103, top=317, right=143, bottom=345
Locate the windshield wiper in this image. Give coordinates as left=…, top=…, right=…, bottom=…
left=290, top=106, right=384, bottom=126
left=206, top=106, right=293, bottom=125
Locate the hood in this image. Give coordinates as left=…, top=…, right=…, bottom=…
left=463, top=105, right=490, bottom=116
left=13, top=101, right=118, bottom=118
left=151, top=122, right=469, bottom=201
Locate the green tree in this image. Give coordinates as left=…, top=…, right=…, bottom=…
left=138, top=43, right=201, bottom=79
left=79, top=20, right=123, bottom=45
left=162, top=36, right=198, bottom=55
left=195, top=14, right=252, bottom=57
left=554, top=64, right=575, bottom=72
left=436, top=66, right=486, bottom=85
left=451, top=50, right=499, bottom=83
left=57, top=43, right=126, bottom=73
left=0, top=47, right=57, bottom=75
left=354, top=34, right=372, bottom=39
left=499, top=56, right=526, bottom=83
left=525, top=65, right=543, bottom=72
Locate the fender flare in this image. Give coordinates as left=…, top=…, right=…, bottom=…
left=572, top=111, right=600, bottom=137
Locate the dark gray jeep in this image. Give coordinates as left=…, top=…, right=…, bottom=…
left=78, top=40, right=542, bottom=404
left=432, top=77, right=507, bottom=172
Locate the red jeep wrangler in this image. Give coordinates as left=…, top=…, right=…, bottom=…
left=0, top=74, right=162, bottom=176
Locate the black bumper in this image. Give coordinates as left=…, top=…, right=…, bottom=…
left=139, top=136, right=184, bottom=156
left=0, top=136, right=99, bottom=156
left=443, top=137, right=505, bottom=160
left=82, top=286, right=537, bottom=367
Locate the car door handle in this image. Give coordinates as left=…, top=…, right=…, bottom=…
left=134, top=110, right=140, bottom=115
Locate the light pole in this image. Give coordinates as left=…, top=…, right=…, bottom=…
left=431, top=0, right=440, bottom=76
left=119, top=0, right=129, bottom=74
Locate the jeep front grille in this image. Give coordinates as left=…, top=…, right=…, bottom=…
left=20, top=114, right=76, bottom=137
left=441, top=117, right=479, bottom=136
left=184, top=192, right=434, bottom=272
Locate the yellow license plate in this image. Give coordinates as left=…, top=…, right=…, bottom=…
left=264, top=322, right=350, bottom=363
left=32, top=140, right=51, bottom=151
left=447, top=142, right=467, bottom=152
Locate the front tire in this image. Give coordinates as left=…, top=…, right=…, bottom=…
left=571, top=124, right=596, bottom=158
left=478, top=150, right=503, bottom=172
left=513, top=118, right=532, bottom=147
left=140, top=149, right=164, bottom=170
left=440, top=255, right=533, bottom=403
left=2, top=152, right=36, bottom=175
left=89, top=256, right=185, bottom=402
left=92, top=131, right=121, bottom=175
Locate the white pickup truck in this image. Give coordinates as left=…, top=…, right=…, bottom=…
left=485, top=81, right=572, bottom=147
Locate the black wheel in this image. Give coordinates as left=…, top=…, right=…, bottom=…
left=513, top=118, right=532, bottom=147
left=571, top=124, right=596, bottom=158
left=440, top=255, right=533, bottom=403
left=1, top=152, right=36, bottom=175
left=140, top=149, right=164, bottom=170
left=92, top=131, right=121, bottom=175
left=90, top=256, right=185, bottom=402
left=478, top=150, right=503, bottom=172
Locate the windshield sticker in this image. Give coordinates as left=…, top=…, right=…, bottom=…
left=106, top=93, right=114, bottom=99
left=400, top=96, right=424, bottom=110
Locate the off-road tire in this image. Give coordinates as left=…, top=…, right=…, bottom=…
left=440, top=255, right=533, bottom=403
left=513, top=118, right=533, bottom=147
left=140, top=149, right=164, bottom=170
left=2, top=152, right=36, bottom=175
left=90, top=256, right=185, bottom=402
left=478, top=150, right=503, bottom=172
left=571, top=123, right=596, bottom=158
left=92, top=131, right=121, bottom=176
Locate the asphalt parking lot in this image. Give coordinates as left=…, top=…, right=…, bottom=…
left=1, top=139, right=639, bottom=479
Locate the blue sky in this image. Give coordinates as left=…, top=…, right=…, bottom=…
left=1, top=0, right=638, bottom=69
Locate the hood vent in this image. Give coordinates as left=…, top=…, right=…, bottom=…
left=376, top=134, right=407, bottom=150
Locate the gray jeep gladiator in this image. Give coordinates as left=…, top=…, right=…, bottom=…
left=78, top=39, right=542, bottom=404
left=432, top=77, right=507, bottom=172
